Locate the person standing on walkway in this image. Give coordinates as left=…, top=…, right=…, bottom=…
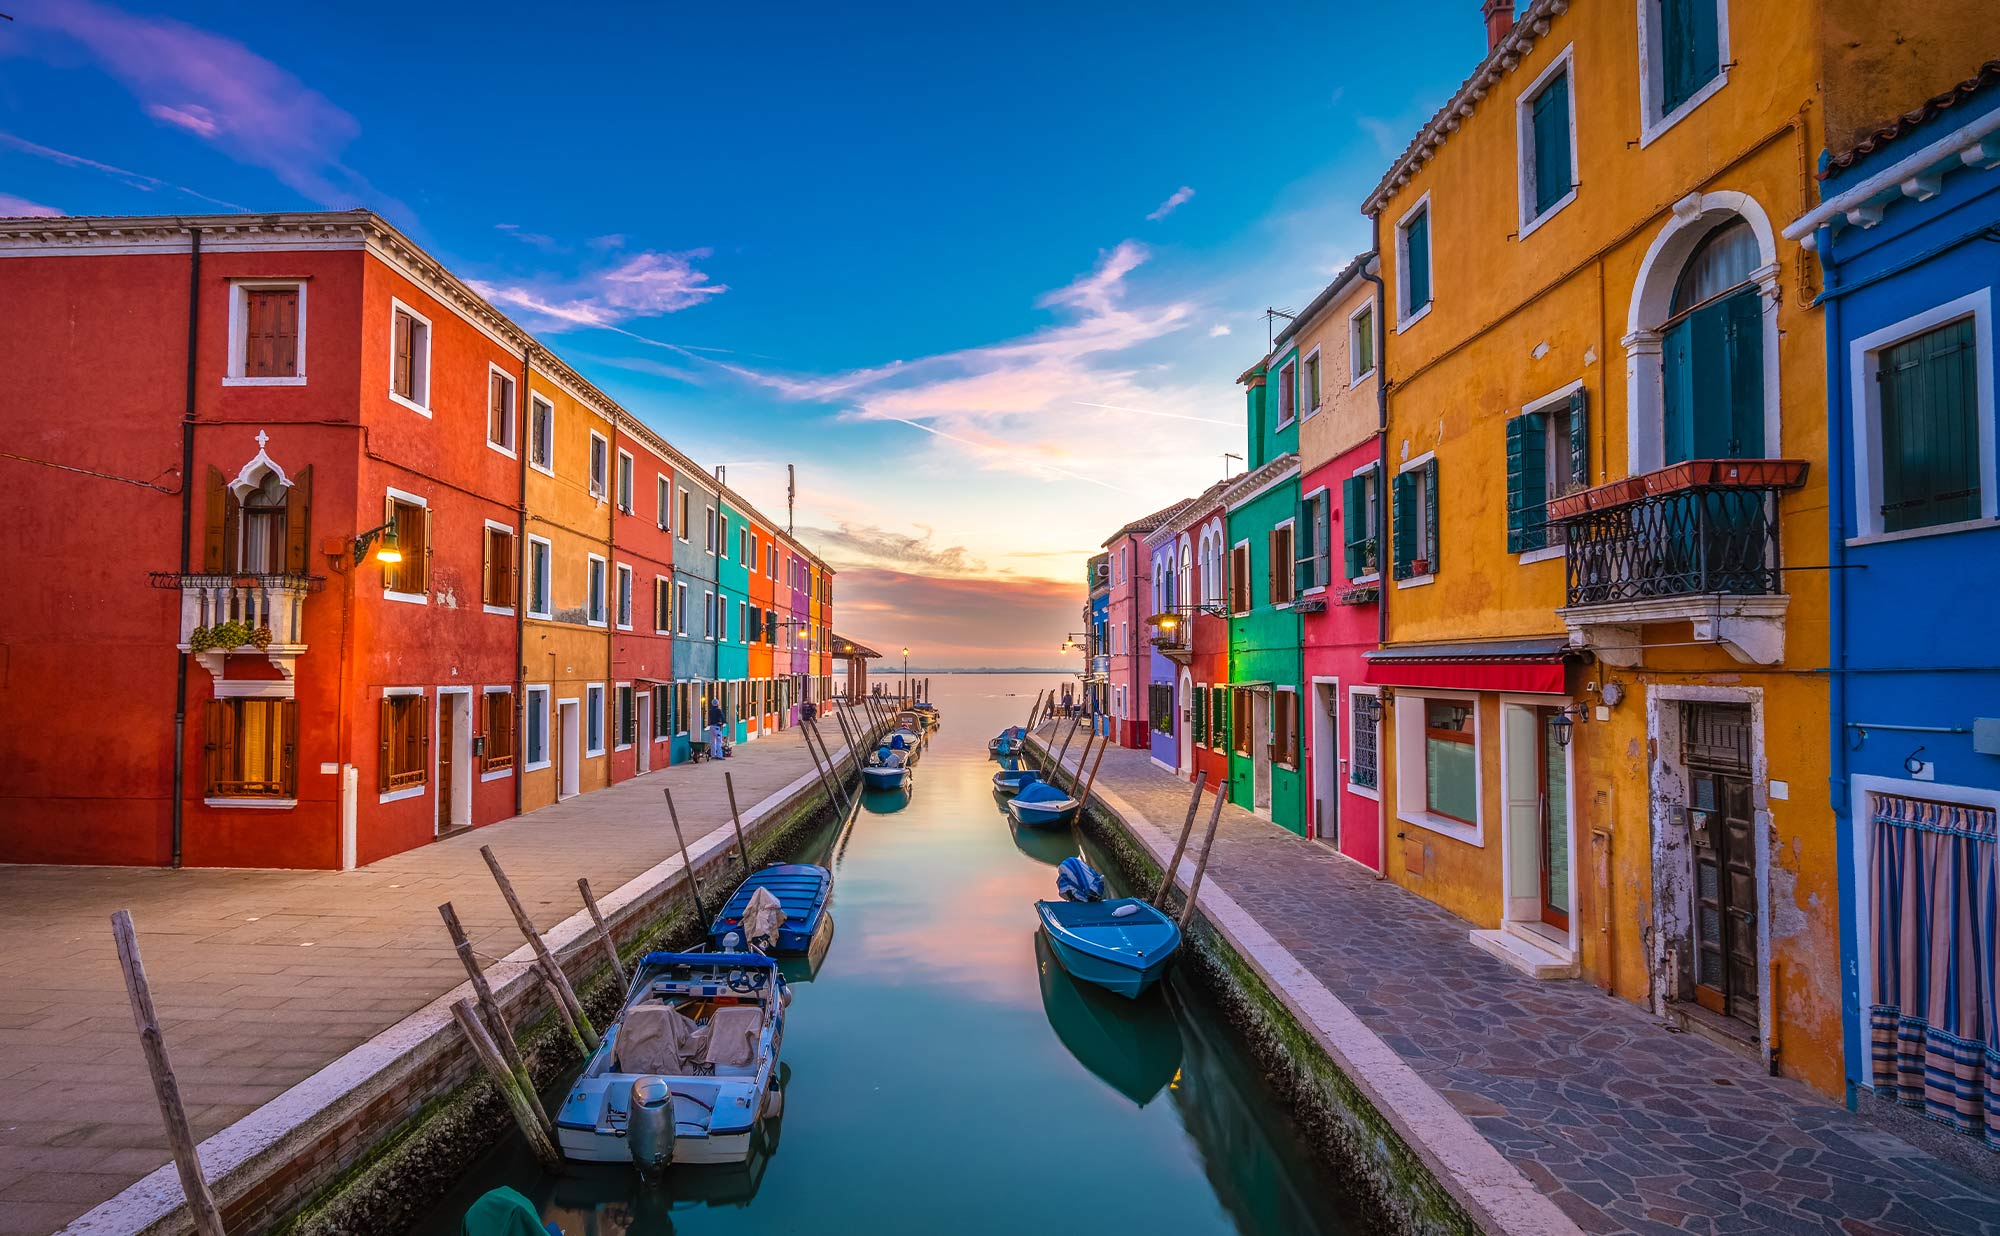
left=708, top=692, right=727, bottom=760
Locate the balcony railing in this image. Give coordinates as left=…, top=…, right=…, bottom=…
left=1552, top=461, right=1807, bottom=608
left=151, top=572, right=323, bottom=677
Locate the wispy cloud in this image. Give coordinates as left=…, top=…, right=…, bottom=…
left=0, top=192, right=63, bottom=217
left=796, top=522, right=988, bottom=576
left=29, top=0, right=390, bottom=211
left=495, top=222, right=560, bottom=251
left=834, top=567, right=1080, bottom=669
left=1357, top=115, right=1409, bottom=158
left=472, top=249, right=726, bottom=332
left=1145, top=185, right=1195, bottom=222
left=0, top=130, right=247, bottom=210
left=1208, top=322, right=1232, bottom=337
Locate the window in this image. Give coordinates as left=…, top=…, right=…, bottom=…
left=655, top=576, right=672, bottom=633
left=742, top=528, right=752, bottom=563
left=382, top=493, right=429, bottom=599
left=483, top=524, right=516, bottom=611
left=527, top=536, right=553, bottom=618
left=1662, top=220, right=1764, bottom=463
left=1272, top=689, right=1300, bottom=768
left=1276, top=358, right=1297, bottom=427
left=529, top=396, right=554, bottom=473
left=524, top=687, right=549, bottom=768
left=1397, top=197, right=1432, bottom=325
left=1230, top=687, right=1253, bottom=756
left=657, top=476, right=671, bottom=530
left=204, top=697, right=298, bottom=798
left=1303, top=351, right=1322, bottom=415
left=389, top=302, right=431, bottom=412
left=1519, top=51, right=1576, bottom=230
left=585, top=685, right=605, bottom=755
left=676, top=582, right=689, bottom=635
left=378, top=692, right=428, bottom=793
left=1151, top=683, right=1176, bottom=736
left=488, top=368, right=517, bottom=454
left=1229, top=542, right=1252, bottom=614
left=481, top=690, right=514, bottom=773
left=749, top=606, right=763, bottom=643
left=1297, top=491, right=1330, bottom=592
left=1651, top=0, right=1723, bottom=121
left=616, top=564, right=633, bottom=629
left=617, top=451, right=634, bottom=513
left=719, top=514, right=730, bottom=559
left=704, top=591, right=715, bottom=639
left=588, top=432, right=609, bottom=499
left=227, top=282, right=304, bottom=384
left=1350, top=302, right=1376, bottom=383
left=766, top=544, right=777, bottom=577
left=765, top=608, right=777, bottom=645
left=616, top=685, right=635, bottom=749
left=235, top=469, right=292, bottom=574
left=587, top=555, right=607, bottom=626
left=706, top=507, right=716, bottom=553
left=679, top=488, right=691, bottom=540
left=1343, top=466, right=1381, bottom=580
left=653, top=685, right=672, bottom=738
left=738, top=600, right=747, bottom=644
left=1424, top=699, right=1476, bottom=823
left=1507, top=388, right=1589, bottom=554
left=1868, top=313, right=1986, bottom=534
left=1349, top=691, right=1380, bottom=791
left=1269, top=522, right=1296, bottom=606
left=1392, top=459, right=1439, bottom=580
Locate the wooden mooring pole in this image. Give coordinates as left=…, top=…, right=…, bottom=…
left=662, top=787, right=710, bottom=926
left=1177, top=781, right=1229, bottom=931
left=576, top=878, right=628, bottom=993
left=479, top=845, right=598, bottom=1049
left=438, top=901, right=554, bottom=1137
left=810, top=718, right=850, bottom=811
left=110, top=910, right=227, bottom=1236
left=1078, top=728, right=1110, bottom=805
left=451, top=999, right=564, bottom=1174
left=1153, top=771, right=1208, bottom=909
left=724, top=772, right=754, bottom=870
left=1053, top=714, right=1081, bottom=778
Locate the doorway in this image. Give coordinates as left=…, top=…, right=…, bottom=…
left=1682, top=701, right=1758, bottom=1027
left=637, top=692, right=652, bottom=773
left=1177, top=669, right=1193, bottom=775
left=1312, top=680, right=1340, bottom=848
left=1502, top=701, right=1573, bottom=950
left=557, top=698, right=582, bottom=800
left=1250, top=687, right=1272, bottom=815
left=437, top=691, right=471, bottom=836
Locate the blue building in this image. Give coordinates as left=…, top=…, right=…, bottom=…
left=670, top=465, right=720, bottom=763
left=1788, top=64, right=2000, bottom=1143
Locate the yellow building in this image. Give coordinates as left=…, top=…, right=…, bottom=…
left=519, top=355, right=616, bottom=809
left=1360, top=0, right=1989, bottom=1098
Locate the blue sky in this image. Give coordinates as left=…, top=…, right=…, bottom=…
left=0, top=0, right=1488, bottom=665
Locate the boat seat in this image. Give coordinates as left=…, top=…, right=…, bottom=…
left=615, top=1004, right=707, bottom=1074
left=702, top=1005, right=763, bottom=1072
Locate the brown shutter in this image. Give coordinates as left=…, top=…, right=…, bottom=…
left=280, top=699, right=300, bottom=796
left=203, top=699, right=226, bottom=796
left=420, top=508, right=434, bottom=594
left=378, top=697, right=394, bottom=792
left=489, top=371, right=504, bottom=441
left=382, top=494, right=398, bottom=591
left=244, top=291, right=271, bottom=377
left=392, top=311, right=413, bottom=397
left=416, top=695, right=432, bottom=785
left=482, top=526, right=493, bottom=605
left=271, top=289, right=299, bottom=377
left=284, top=466, right=312, bottom=576
left=203, top=466, right=230, bottom=572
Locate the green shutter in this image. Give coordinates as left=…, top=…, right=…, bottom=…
left=1424, top=461, right=1440, bottom=570
left=1532, top=71, right=1571, bottom=216
left=1513, top=413, right=1549, bottom=552
left=1880, top=317, right=1980, bottom=531
left=1315, top=491, right=1332, bottom=587
left=1295, top=497, right=1317, bottom=593
left=1192, top=687, right=1207, bottom=746
left=1567, top=387, right=1590, bottom=488
left=1342, top=475, right=1366, bottom=579
left=1661, top=0, right=1721, bottom=113
left=1723, top=289, right=1764, bottom=457
left=1392, top=469, right=1417, bottom=579
left=1405, top=211, right=1431, bottom=311
left=1663, top=316, right=1696, bottom=464
left=1506, top=415, right=1527, bottom=554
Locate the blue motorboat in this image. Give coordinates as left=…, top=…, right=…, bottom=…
left=991, top=762, right=1042, bottom=795
left=707, top=864, right=831, bottom=955
left=989, top=726, right=1026, bottom=755
left=861, top=745, right=909, bottom=790
left=1035, top=861, right=1181, bottom=999
left=1006, top=779, right=1079, bottom=829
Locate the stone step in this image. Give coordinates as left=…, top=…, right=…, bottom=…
left=1470, top=926, right=1579, bottom=979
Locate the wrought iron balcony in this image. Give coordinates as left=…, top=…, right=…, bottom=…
left=1551, top=460, right=1807, bottom=666
left=151, top=572, right=323, bottom=679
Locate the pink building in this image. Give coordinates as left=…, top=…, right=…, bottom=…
left=1100, top=503, right=1187, bottom=748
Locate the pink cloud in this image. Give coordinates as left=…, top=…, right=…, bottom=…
left=474, top=250, right=726, bottom=332
left=1145, top=185, right=1195, bottom=222
left=0, top=131, right=247, bottom=210
left=0, top=192, right=63, bottom=217
left=835, top=568, right=1080, bottom=669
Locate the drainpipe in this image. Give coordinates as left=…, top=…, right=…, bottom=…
left=170, top=225, right=202, bottom=869
left=1819, top=222, right=1859, bottom=1109
left=514, top=346, right=534, bottom=819
left=607, top=418, right=618, bottom=780
left=1361, top=219, right=1391, bottom=879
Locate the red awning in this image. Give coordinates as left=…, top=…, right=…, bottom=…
left=1364, top=639, right=1570, bottom=694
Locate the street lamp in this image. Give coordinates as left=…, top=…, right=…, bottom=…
left=351, top=520, right=402, bottom=566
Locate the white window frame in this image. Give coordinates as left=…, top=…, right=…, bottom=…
left=526, top=534, right=554, bottom=619
left=1273, top=684, right=1300, bottom=771
left=523, top=685, right=551, bottom=771
left=383, top=487, right=429, bottom=606
left=1516, top=43, right=1579, bottom=239
left=1270, top=516, right=1298, bottom=609
left=587, top=431, right=609, bottom=500
left=480, top=685, right=516, bottom=782
left=679, top=488, right=692, bottom=542
left=1394, top=191, right=1434, bottom=332
left=1229, top=538, right=1252, bottom=615
left=482, top=518, right=517, bottom=617
left=1301, top=347, right=1323, bottom=420
left=1275, top=355, right=1299, bottom=430
left=616, top=449, right=635, bottom=513
left=586, top=553, right=608, bottom=628
left=387, top=298, right=433, bottom=416
left=224, top=280, right=307, bottom=386
left=1517, top=379, right=1587, bottom=566
left=379, top=685, right=427, bottom=804
left=1394, top=688, right=1482, bottom=845
left=614, top=681, right=634, bottom=752
left=656, top=475, right=671, bottom=531
left=527, top=394, right=555, bottom=477
left=1395, top=451, right=1437, bottom=589
left=706, top=506, right=717, bottom=553
left=1347, top=685, right=1382, bottom=800
left=585, top=683, right=606, bottom=757
left=1350, top=460, right=1383, bottom=586
left=704, top=590, right=716, bottom=640
left=1636, top=0, right=1730, bottom=149
left=738, top=599, right=748, bottom=645
left=676, top=582, right=689, bottom=635
left=1348, top=299, right=1377, bottom=387
left=485, top=363, right=518, bottom=458
left=719, top=513, right=730, bottom=560
left=654, top=574, right=672, bottom=634
left=615, top=562, right=634, bottom=630
left=1301, top=485, right=1331, bottom=595
left=1846, top=287, right=1996, bottom=544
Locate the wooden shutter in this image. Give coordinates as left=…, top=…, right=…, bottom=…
left=280, top=699, right=300, bottom=796
left=1661, top=0, right=1720, bottom=112
left=1567, top=388, right=1589, bottom=489
left=203, top=466, right=231, bottom=573
left=1406, top=212, right=1431, bottom=309
left=203, top=699, right=227, bottom=795
left=378, top=697, right=395, bottom=792
left=419, top=507, right=434, bottom=594
left=481, top=528, right=495, bottom=606
left=1424, top=461, right=1440, bottom=570
left=1723, top=291, right=1764, bottom=457
left=1192, top=687, right=1207, bottom=746
left=1506, top=414, right=1547, bottom=553
left=245, top=289, right=299, bottom=378
left=283, top=466, right=313, bottom=576
left=392, top=311, right=414, bottom=398
left=1531, top=72, right=1570, bottom=215
left=1342, top=475, right=1366, bottom=578
left=1391, top=470, right=1417, bottom=578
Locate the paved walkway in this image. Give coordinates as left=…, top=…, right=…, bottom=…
left=0, top=724, right=852, bottom=1236
left=1042, top=733, right=2000, bottom=1236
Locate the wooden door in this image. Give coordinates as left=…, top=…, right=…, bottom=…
left=1682, top=702, right=1757, bottom=1026
left=1538, top=708, right=1570, bottom=931
left=436, top=703, right=455, bottom=834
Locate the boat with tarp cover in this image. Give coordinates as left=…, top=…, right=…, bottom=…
left=707, top=864, right=830, bottom=955
left=1035, top=859, right=1181, bottom=999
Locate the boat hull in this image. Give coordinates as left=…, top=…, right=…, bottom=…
left=558, top=1122, right=755, bottom=1166
left=861, top=766, right=907, bottom=790
left=1006, top=797, right=1078, bottom=829
left=1035, top=900, right=1181, bottom=1000
left=992, top=770, right=1040, bottom=795
left=706, top=864, right=831, bottom=955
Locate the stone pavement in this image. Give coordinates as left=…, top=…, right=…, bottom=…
left=1042, top=734, right=2000, bottom=1236
left=0, top=723, right=852, bottom=1236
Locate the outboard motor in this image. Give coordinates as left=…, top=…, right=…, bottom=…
left=628, top=1075, right=675, bottom=1178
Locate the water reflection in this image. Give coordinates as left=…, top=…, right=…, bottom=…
left=1006, top=814, right=1077, bottom=868
left=859, top=786, right=911, bottom=815
left=775, top=915, right=834, bottom=984
left=1034, top=932, right=1182, bottom=1107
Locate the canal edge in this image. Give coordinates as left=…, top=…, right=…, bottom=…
left=52, top=732, right=877, bottom=1236
left=1027, top=734, right=1584, bottom=1236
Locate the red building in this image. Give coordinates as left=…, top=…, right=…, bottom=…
left=1150, top=481, right=1232, bottom=790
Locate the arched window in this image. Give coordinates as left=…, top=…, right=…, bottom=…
left=1659, top=218, right=1764, bottom=462
left=238, top=470, right=289, bottom=573
left=1179, top=539, right=1192, bottom=608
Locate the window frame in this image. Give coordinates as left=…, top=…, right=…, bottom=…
left=481, top=519, right=517, bottom=616
left=614, top=682, right=635, bottom=752
left=586, top=553, right=609, bottom=628
left=676, top=582, right=689, bottom=635
left=616, top=449, right=635, bottom=514
left=1847, top=288, right=1996, bottom=544
left=679, top=488, right=692, bottom=542
left=1394, top=688, right=1483, bottom=844
left=523, top=685, right=551, bottom=771
left=1275, top=355, right=1299, bottom=430
left=1512, top=379, right=1588, bottom=565
left=719, top=513, right=730, bottom=560
left=203, top=693, right=299, bottom=805
left=225, top=280, right=308, bottom=387
left=1272, top=685, right=1300, bottom=770
left=1394, top=452, right=1438, bottom=589
left=588, top=431, right=609, bottom=500
left=1229, top=539, right=1253, bottom=616
left=382, top=487, right=430, bottom=605
left=1348, top=299, right=1377, bottom=386
left=1269, top=517, right=1297, bottom=607
left=1516, top=43, right=1579, bottom=238
left=655, top=575, right=672, bottom=634
left=585, top=683, right=606, bottom=756
left=378, top=686, right=429, bottom=803
left=657, top=474, right=671, bottom=531
left=1302, top=347, right=1324, bottom=419
left=480, top=686, right=516, bottom=780
left=486, top=363, right=518, bottom=458
left=387, top=298, right=433, bottom=416
left=615, top=562, right=634, bottom=631
left=1636, top=0, right=1730, bottom=148
left=527, top=394, right=555, bottom=476
left=1394, top=192, right=1434, bottom=332
left=1347, top=686, right=1381, bottom=799
left=526, top=534, right=554, bottom=619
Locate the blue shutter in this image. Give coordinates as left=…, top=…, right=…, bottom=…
left=1423, top=460, right=1440, bottom=570
left=1532, top=72, right=1571, bottom=215
left=1879, top=317, right=1979, bottom=531
left=1405, top=211, right=1431, bottom=311
left=1567, top=387, right=1590, bottom=488
left=1661, top=0, right=1721, bottom=112
left=1506, top=415, right=1527, bottom=554
left=1392, top=469, right=1417, bottom=578
left=1342, top=475, right=1366, bottom=579
left=1507, top=414, right=1549, bottom=553
left=1722, top=289, right=1764, bottom=457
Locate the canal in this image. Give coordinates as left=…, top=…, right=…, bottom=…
left=410, top=673, right=1379, bottom=1236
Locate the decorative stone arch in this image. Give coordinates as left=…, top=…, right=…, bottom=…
left=1176, top=532, right=1193, bottom=609
left=228, top=429, right=294, bottom=502
left=1622, top=190, right=1785, bottom=474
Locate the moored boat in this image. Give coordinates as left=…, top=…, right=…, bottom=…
left=991, top=761, right=1042, bottom=795
left=861, top=745, right=909, bottom=790
left=707, top=864, right=831, bottom=955
left=556, top=952, right=788, bottom=1169
left=1034, top=860, right=1181, bottom=999
left=1005, top=779, right=1079, bottom=829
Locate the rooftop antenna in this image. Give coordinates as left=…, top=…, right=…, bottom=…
left=1223, top=452, right=1243, bottom=479
left=787, top=464, right=796, bottom=535
left=715, top=464, right=726, bottom=487
left=1264, top=306, right=1296, bottom=353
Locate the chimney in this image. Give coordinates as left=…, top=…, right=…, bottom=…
left=1483, top=0, right=1514, bottom=52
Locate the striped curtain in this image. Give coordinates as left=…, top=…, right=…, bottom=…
left=1868, top=794, right=2000, bottom=1146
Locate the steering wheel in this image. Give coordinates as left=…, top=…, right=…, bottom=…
left=727, top=969, right=756, bottom=993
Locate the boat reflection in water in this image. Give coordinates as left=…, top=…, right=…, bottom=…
left=1005, top=813, right=1077, bottom=868
left=1034, top=932, right=1181, bottom=1107
left=775, top=915, right=835, bottom=985
left=859, top=785, right=911, bottom=815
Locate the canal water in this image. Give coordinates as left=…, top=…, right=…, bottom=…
left=410, top=673, right=1378, bottom=1236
